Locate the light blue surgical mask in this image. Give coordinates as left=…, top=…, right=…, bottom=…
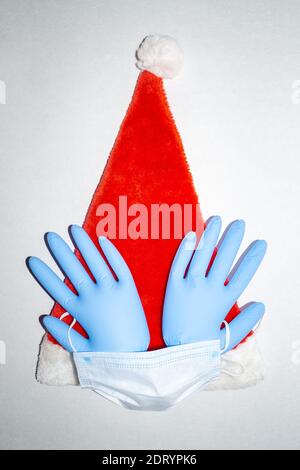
left=73, top=339, right=223, bottom=411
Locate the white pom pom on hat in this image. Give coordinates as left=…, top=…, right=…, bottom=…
left=136, top=35, right=184, bottom=79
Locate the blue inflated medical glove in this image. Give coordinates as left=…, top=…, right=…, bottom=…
left=163, top=216, right=267, bottom=352
left=28, top=226, right=150, bottom=353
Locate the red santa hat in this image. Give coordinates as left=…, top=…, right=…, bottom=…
left=36, top=35, right=264, bottom=389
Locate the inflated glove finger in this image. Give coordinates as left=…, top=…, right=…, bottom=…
left=208, top=220, right=245, bottom=283
left=168, top=231, right=197, bottom=280
left=227, top=240, right=267, bottom=299
left=98, top=236, right=136, bottom=283
left=27, top=256, right=80, bottom=319
left=220, top=302, right=265, bottom=352
left=188, top=216, right=222, bottom=279
left=46, top=232, right=93, bottom=293
left=41, top=315, right=90, bottom=353
left=70, top=225, right=114, bottom=285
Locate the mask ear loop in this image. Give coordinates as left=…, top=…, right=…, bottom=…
left=220, top=321, right=230, bottom=355
left=253, top=318, right=262, bottom=333
left=59, top=313, right=77, bottom=353
left=220, top=318, right=263, bottom=377
left=220, top=321, right=245, bottom=377
left=221, top=318, right=263, bottom=377
left=222, top=319, right=262, bottom=377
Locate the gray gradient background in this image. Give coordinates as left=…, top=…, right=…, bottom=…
left=0, top=0, right=300, bottom=450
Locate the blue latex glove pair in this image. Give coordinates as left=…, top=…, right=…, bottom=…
left=28, top=217, right=267, bottom=354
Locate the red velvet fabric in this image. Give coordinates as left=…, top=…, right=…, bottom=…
left=48, top=71, right=242, bottom=350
